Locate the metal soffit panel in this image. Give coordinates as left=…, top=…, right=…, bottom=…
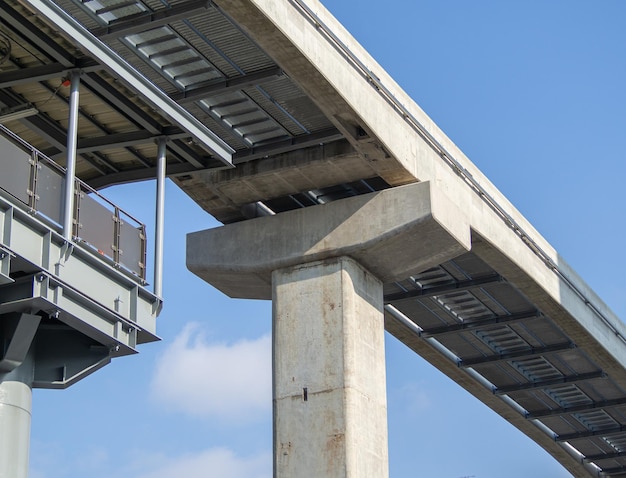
left=383, top=252, right=626, bottom=476
left=0, top=0, right=342, bottom=188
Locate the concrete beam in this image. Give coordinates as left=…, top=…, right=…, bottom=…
left=187, top=181, right=471, bottom=299
left=176, top=139, right=377, bottom=224
left=211, top=0, right=415, bottom=186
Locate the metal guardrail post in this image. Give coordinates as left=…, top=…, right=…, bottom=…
left=72, top=178, right=81, bottom=238
left=139, top=223, right=147, bottom=282
left=27, top=150, right=38, bottom=211
left=113, top=206, right=121, bottom=267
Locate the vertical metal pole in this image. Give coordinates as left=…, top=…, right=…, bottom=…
left=0, top=381, right=32, bottom=478
left=154, top=139, right=166, bottom=297
left=63, top=71, right=80, bottom=241
left=0, top=344, right=35, bottom=478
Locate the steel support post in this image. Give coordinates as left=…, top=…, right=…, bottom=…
left=62, top=70, right=80, bottom=241
left=0, top=350, right=34, bottom=478
left=154, top=139, right=166, bottom=298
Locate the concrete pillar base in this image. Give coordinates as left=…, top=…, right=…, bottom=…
left=273, top=257, right=388, bottom=478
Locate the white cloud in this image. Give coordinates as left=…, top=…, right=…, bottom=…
left=30, top=440, right=97, bottom=478
left=151, top=324, right=271, bottom=422
left=390, top=381, right=432, bottom=415
left=134, top=448, right=271, bottom=478
left=31, top=443, right=271, bottom=478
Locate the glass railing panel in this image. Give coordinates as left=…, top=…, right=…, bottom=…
left=75, top=189, right=116, bottom=258
left=0, top=125, right=148, bottom=282
left=34, top=161, right=65, bottom=227
left=0, top=134, right=32, bottom=205
left=118, top=211, right=146, bottom=279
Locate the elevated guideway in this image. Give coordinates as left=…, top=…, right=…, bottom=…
left=181, top=1, right=626, bottom=476
left=1, top=0, right=624, bottom=476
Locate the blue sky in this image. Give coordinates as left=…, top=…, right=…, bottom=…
left=28, top=1, right=625, bottom=477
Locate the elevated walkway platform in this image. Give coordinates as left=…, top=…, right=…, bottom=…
left=0, top=126, right=159, bottom=387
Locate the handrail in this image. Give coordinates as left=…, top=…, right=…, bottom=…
left=288, top=0, right=624, bottom=342
left=0, top=124, right=147, bottom=282
left=0, top=124, right=145, bottom=225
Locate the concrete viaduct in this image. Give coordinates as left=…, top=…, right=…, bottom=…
left=0, top=0, right=624, bottom=477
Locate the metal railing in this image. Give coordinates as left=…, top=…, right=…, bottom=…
left=0, top=125, right=146, bottom=281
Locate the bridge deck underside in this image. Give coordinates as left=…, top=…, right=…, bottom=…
left=0, top=0, right=366, bottom=196
left=384, top=245, right=626, bottom=477
left=0, top=0, right=410, bottom=222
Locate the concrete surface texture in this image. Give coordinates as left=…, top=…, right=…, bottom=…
left=273, top=257, right=388, bottom=478
left=187, top=181, right=470, bottom=299
left=187, top=181, right=468, bottom=476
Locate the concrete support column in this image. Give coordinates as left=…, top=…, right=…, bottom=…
left=187, top=182, right=471, bottom=478
left=273, top=257, right=388, bottom=478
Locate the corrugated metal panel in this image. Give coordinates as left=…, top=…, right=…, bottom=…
left=54, top=0, right=101, bottom=29
left=198, top=90, right=290, bottom=147
left=114, top=43, right=180, bottom=94
left=185, top=10, right=275, bottom=74
left=125, top=26, right=223, bottom=90
left=201, top=11, right=273, bottom=72
left=184, top=102, right=247, bottom=149
left=81, top=0, right=147, bottom=23
left=13, top=0, right=340, bottom=183
left=172, top=19, right=235, bottom=78
left=259, top=75, right=336, bottom=133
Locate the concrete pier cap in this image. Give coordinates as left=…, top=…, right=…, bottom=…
left=187, top=181, right=471, bottom=298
